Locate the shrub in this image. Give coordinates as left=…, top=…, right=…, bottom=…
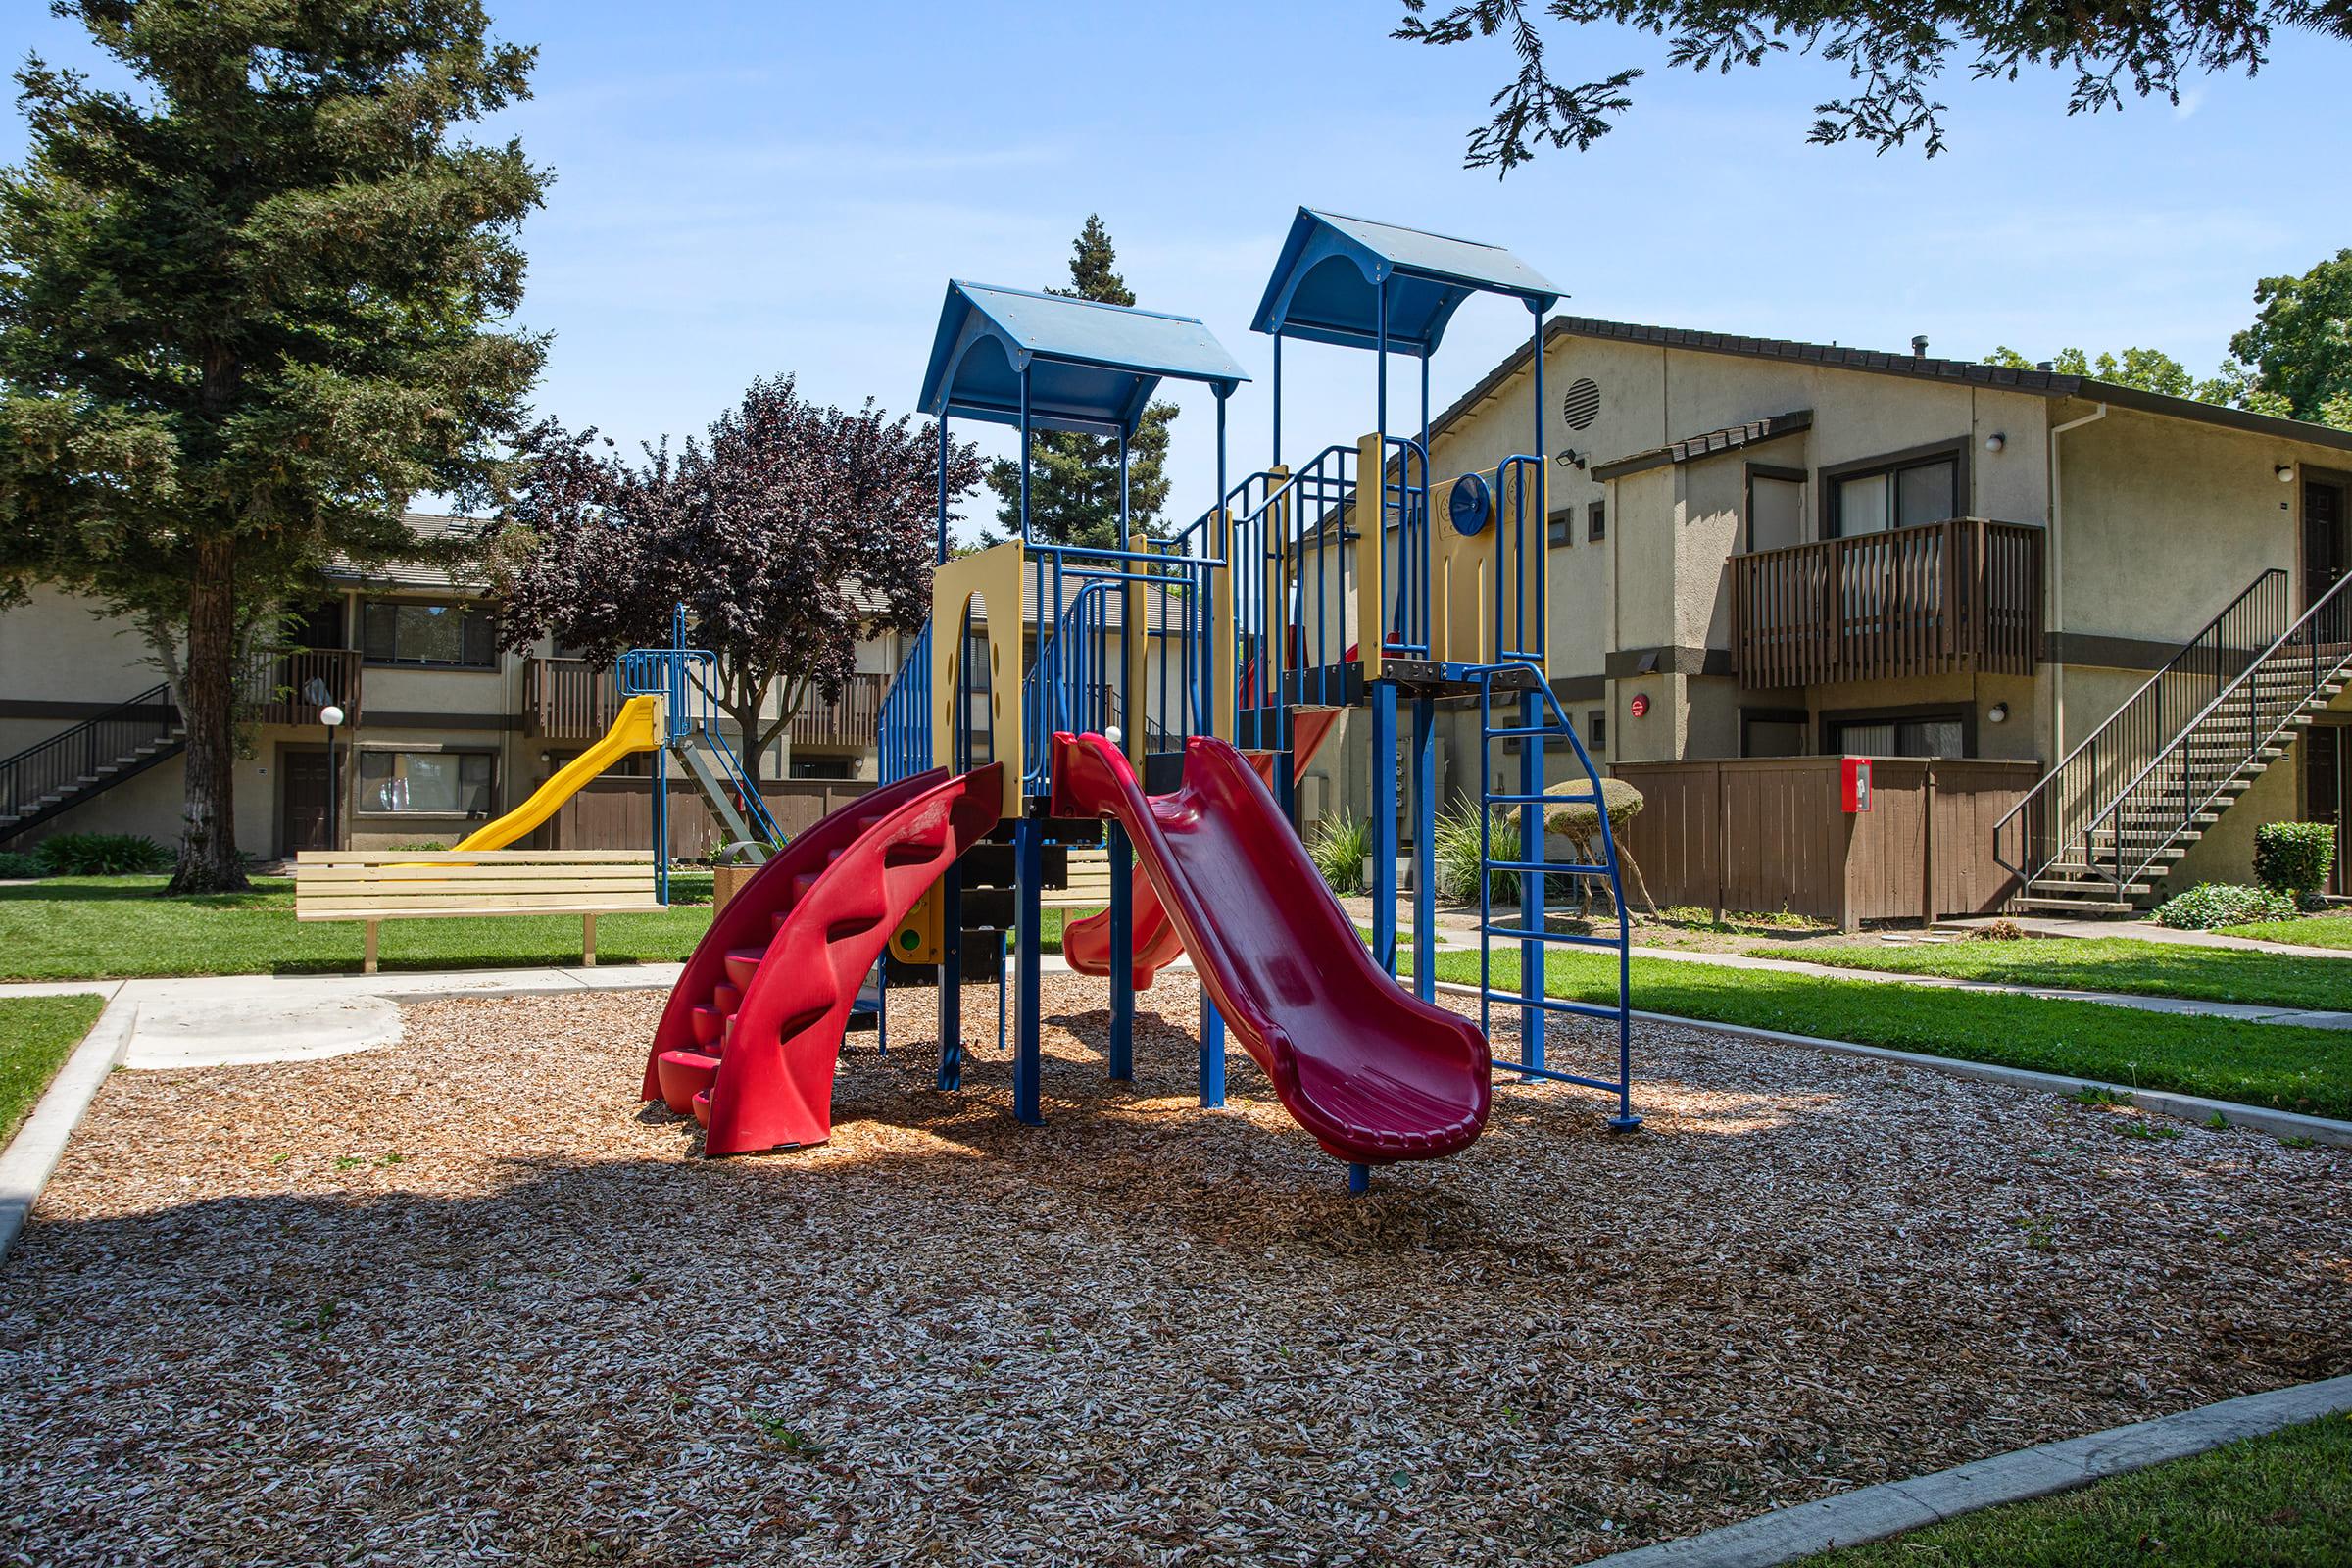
left=387, top=840, right=450, bottom=853
left=2253, top=821, right=2336, bottom=905
left=1432, top=796, right=1522, bottom=906
left=0, top=850, right=44, bottom=879
left=2154, top=881, right=2298, bottom=930
left=32, top=832, right=173, bottom=875
left=1305, top=809, right=1370, bottom=895
left=1969, top=918, right=2026, bottom=942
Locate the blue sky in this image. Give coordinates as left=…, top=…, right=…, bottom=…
left=5, top=3, right=2347, bottom=538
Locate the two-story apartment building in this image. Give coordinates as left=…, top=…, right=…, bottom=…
left=1411, top=318, right=2351, bottom=905
left=0, top=514, right=908, bottom=857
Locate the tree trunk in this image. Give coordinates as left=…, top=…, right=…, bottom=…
left=168, top=535, right=250, bottom=894
left=724, top=695, right=767, bottom=793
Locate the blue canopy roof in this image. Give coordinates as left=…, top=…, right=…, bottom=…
left=918, top=281, right=1249, bottom=439
left=1250, top=209, right=1562, bottom=358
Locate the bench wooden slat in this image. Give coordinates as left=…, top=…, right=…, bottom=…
left=299, top=895, right=663, bottom=916
left=295, top=850, right=657, bottom=865
left=296, top=863, right=657, bottom=884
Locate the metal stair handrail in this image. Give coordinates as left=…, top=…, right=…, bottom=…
left=1992, top=569, right=2289, bottom=887
left=0, top=681, right=179, bottom=830
left=2082, top=568, right=2352, bottom=897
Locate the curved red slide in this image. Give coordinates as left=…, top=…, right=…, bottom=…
left=644, top=764, right=1003, bottom=1155
left=1051, top=732, right=1490, bottom=1167
left=1062, top=706, right=1339, bottom=988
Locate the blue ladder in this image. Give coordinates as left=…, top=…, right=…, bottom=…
left=1472, top=661, right=1640, bottom=1132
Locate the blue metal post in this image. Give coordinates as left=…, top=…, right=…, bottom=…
left=1347, top=1162, right=1370, bottom=1197
left=1270, top=332, right=1283, bottom=470
left=1200, top=990, right=1226, bottom=1107
left=935, top=416, right=950, bottom=564
left=1013, top=815, right=1043, bottom=1124
left=937, top=864, right=962, bottom=1089
left=1520, top=688, right=1546, bottom=1076
left=1411, top=694, right=1436, bottom=1002
left=1018, top=370, right=1032, bottom=542
left=1109, top=820, right=1133, bottom=1081
left=652, top=741, right=669, bottom=906
left=1371, top=680, right=1398, bottom=976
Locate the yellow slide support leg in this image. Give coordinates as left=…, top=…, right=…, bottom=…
left=451, top=694, right=662, bottom=853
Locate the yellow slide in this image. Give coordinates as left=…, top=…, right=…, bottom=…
left=452, top=694, right=663, bottom=852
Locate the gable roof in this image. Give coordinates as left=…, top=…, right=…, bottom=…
left=1434, top=315, right=2352, bottom=459
left=1250, top=207, right=1561, bottom=358
left=919, top=280, right=1248, bottom=440
left=323, top=513, right=492, bottom=592
left=1590, top=411, right=1814, bottom=481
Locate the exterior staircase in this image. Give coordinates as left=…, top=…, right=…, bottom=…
left=0, top=683, right=184, bottom=845
left=1995, top=569, right=2352, bottom=913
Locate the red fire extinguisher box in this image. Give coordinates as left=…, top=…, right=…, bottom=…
left=1840, top=757, right=1873, bottom=813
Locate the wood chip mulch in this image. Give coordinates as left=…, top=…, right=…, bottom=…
left=2, top=976, right=2346, bottom=1566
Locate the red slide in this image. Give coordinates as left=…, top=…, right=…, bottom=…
left=1051, top=732, right=1490, bottom=1167
left=644, top=763, right=1003, bottom=1155
left=1062, top=706, right=1340, bottom=987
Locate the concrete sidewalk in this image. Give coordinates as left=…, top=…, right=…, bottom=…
left=0, top=963, right=684, bottom=1069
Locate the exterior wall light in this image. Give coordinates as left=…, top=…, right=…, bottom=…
left=2276, top=464, right=2296, bottom=483
left=1983, top=432, right=2005, bottom=453
left=1986, top=702, right=2008, bottom=724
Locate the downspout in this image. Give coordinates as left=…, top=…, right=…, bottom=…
left=2045, top=401, right=2107, bottom=763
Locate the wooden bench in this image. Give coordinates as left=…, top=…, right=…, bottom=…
left=1040, top=847, right=1112, bottom=911
left=294, top=850, right=663, bottom=973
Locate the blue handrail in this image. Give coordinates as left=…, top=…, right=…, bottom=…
left=877, top=622, right=933, bottom=785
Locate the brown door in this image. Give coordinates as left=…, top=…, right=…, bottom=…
left=282, top=751, right=333, bottom=855
left=2312, top=725, right=2347, bottom=898
left=2309, top=476, right=2348, bottom=641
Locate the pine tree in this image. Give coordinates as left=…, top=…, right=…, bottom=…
left=983, top=216, right=1179, bottom=549
left=0, top=1, right=548, bottom=891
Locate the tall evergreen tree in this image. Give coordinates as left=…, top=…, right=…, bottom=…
left=0, top=0, right=548, bottom=891
left=983, top=216, right=1179, bottom=549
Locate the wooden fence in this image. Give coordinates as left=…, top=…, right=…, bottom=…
left=532, top=776, right=874, bottom=858
left=1611, top=756, right=2039, bottom=928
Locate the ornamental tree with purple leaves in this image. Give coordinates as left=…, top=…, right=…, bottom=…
left=492, top=375, right=980, bottom=788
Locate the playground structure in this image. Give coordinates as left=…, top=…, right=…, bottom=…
left=453, top=607, right=777, bottom=900
left=649, top=208, right=1639, bottom=1191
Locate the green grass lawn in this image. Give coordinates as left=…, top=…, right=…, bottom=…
left=0, top=993, right=107, bottom=1145
left=1752, top=936, right=2352, bottom=1011
left=1412, top=947, right=2352, bottom=1119
left=2227, top=912, right=2352, bottom=952
left=0, top=875, right=716, bottom=981
left=1805, top=1413, right=2352, bottom=1566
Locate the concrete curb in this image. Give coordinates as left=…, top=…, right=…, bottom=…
left=1589, top=1374, right=2352, bottom=1566
left=1434, top=981, right=2352, bottom=1148
left=0, top=992, right=134, bottom=1266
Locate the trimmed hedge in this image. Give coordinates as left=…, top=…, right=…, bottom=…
left=2254, top=820, right=2336, bottom=905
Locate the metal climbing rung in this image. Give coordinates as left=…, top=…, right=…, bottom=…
left=1486, top=992, right=1627, bottom=1022
left=1487, top=1058, right=1631, bottom=1094
left=1483, top=858, right=1611, bottom=876
left=1483, top=924, right=1624, bottom=948
left=1483, top=724, right=1561, bottom=739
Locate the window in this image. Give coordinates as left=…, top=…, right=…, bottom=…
left=1742, top=712, right=1809, bottom=758
left=791, top=756, right=856, bottom=780
left=1587, top=709, right=1607, bottom=751
left=362, top=599, right=497, bottom=668
left=1587, top=499, right=1607, bottom=542
left=357, top=750, right=494, bottom=814
left=1546, top=510, right=1574, bottom=547
left=1827, top=715, right=1965, bottom=758
left=1828, top=448, right=1959, bottom=536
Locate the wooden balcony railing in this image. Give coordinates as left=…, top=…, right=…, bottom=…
left=524, top=657, right=622, bottom=741
left=791, top=672, right=887, bottom=749
left=1729, top=517, right=2044, bottom=690
left=242, top=648, right=363, bottom=725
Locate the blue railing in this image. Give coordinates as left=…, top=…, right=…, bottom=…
left=1383, top=436, right=1431, bottom=659
left=877, top=622, right=932, bottom=784
left=1225, top=443, right=1361, bottom=738
left=1493, top=453, right=1547, bottom=666
left=1018, top=541, right=1221, bottom=795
